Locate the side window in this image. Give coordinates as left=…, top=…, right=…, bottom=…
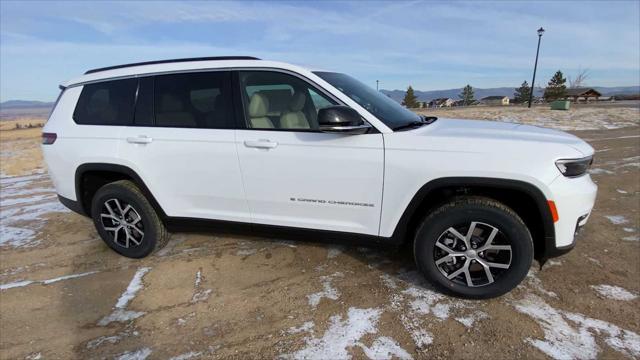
left=154, top=72, right=233, bottom=129
left=238, top=71, right=336, bottom=131
left=73, top=78, right=137, bottom=125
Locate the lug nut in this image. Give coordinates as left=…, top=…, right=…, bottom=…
left=461, top=246, right=466, bottom=250
left=472, top=244, right=477, bottom=249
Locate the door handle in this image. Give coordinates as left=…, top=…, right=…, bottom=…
left=244, top=140, right=278, bottom=149
left=127, top=136, right=153, bottom=144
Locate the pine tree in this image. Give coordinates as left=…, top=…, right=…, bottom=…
left=459, top=84, right=475, bottom=106
left=543, top=70, right=567, bottom=102
left=401, top=86, right=419, bottom=108
left=514, top=80, right=532, bottom=104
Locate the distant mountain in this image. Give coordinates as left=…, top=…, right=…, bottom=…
left=0, top=100, right=55, bottom=109
left=381, top=86, right=640, bottom=103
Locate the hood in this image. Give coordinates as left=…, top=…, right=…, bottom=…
left=411, top=118, right=594, bottom=156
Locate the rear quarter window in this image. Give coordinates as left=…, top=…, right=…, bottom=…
left=73, top=78, right=137, bottom=126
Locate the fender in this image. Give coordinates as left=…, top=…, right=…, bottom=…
left=389, top=177, right=556, bottom=259
left=74, top=163, right=168, bottom=219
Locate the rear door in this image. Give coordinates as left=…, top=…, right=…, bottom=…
left=119, top=71, right=250, bottom=223
left=234, top=71, right=384, bottom=235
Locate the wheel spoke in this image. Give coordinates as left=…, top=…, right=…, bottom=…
left=447, top=266, right=466, bottom=280
left=113, top=227, right=121, bottom=245
left=130, top=226, right=144, bottom=237
left=101, top=213, right=119, bottom=221
left=104, top=201, right=117, bottom=217
left=435, top=241, right=454, bottom=254
left=483, top=261, right=510, bottom=269
left=113, top=199, right=125, bottom=215
left=104, top=225, right=121, bottom=232
left=447, top=227, right=467, bottom=243
left=486, top=244, right=512, bottom=252
left=436, top=255, right=453, bottom=265
left=478, top=260, right=495, bottom=284
left=464, top=222, right=479, bottom=248
left=464, top=268, right=473, bottom=287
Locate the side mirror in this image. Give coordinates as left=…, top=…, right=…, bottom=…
left=318, top=106, right=371, bottom=134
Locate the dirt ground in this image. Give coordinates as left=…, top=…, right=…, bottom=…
left=0, top=106, right=639, bottom=359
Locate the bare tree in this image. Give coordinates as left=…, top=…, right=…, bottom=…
left=569, top=68, right=590, bottom=88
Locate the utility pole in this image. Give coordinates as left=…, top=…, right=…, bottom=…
left=529, top=27, right=545, bottom=108
left=376, top=80, right=379, bottom=91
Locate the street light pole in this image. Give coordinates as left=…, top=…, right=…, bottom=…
left=528, top=27, right=545, bottom=108
left=376, top=80, right=379, bottom=91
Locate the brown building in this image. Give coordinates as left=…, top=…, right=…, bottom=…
left=564, top=88, right=602, bottom=103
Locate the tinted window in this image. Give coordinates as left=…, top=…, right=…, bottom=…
left=239, top=71, right=336, bottom=130
left=314, top=72, right=421, bottom=130
left=154, top=72, right=233, bottom=129
left=73, top=78, right=137, bottom=125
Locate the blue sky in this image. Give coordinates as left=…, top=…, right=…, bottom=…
left=1, top=0, right=639, bottom=101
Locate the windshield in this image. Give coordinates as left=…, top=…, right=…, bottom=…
left=314, top=71, right=422, bottom=130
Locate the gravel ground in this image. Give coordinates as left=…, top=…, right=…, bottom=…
left=0, top=116, right=639, bottom=359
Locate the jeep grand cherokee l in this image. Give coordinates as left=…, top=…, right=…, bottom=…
left=42, top=56, right=597, bottom=298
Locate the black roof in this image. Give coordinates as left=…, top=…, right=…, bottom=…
left=84, top=56, right=260, bottom=75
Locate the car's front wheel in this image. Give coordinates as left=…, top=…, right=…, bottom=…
left=91, top=180, right=169, bottom=258
left=414, top=197, right=533, bottom=299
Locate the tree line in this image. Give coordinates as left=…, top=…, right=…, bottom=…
left=402, top=70, right=572, bottom=107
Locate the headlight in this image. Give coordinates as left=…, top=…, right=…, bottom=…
left=555, top=156, right=593, bottom=177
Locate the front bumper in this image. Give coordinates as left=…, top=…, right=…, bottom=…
left=545, top=173, right=598, bottom=256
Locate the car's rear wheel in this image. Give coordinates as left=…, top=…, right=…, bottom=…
left=414, top=197, right=533, bottom=299
left=91, top=180, right=169, bottom=258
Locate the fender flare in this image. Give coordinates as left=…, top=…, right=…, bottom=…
left=74, top=163, right=167, bottom=218
left=390, top=177, right=555, bottom=256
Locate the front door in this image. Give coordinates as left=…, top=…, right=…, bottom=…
left=234, top=71, right=384, bottom=235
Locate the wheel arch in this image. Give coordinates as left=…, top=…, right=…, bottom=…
left=75, top=163, right=167, bottom=219
left=391, top=177, right=556, bottom=261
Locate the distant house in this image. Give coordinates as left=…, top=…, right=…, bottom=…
left=480, top=96, right=510, bottom=106
left=416, top=101, right=428, bottom=108
left=428, top=98, right=455, bottom=108
left=564, top=88, right=602, bottom=103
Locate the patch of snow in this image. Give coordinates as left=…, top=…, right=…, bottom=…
left=591, top=285, right=638, bottom=301
left=616, top=189, right=628, bottom=194
left=115, top=267, right=151, bottom=309
left=194, top=270, right=202, bottom=287
left=380, top=274, right=398, bottom=289
left=275, top=240, right=297, bottom=248
left=589, top=168, right=614, bottom=175
left=0, top=225, right=37, bottom=248
left=623, top=235, right=639, bottom=242
left=288, top=321, right=315, bottom=334
left=402, top=286, right=451, bottom=319
left=0, top=280, right=35, bottom=290
left=99, top=267, right=150, bottom=326
left=623, top=227, right=636, bottom=233
left=605, top=215, right=628, bottom=225
left=236, top=248, right=257, bottom=256
left=116, top=347, right=152, bottom=360
left=24, top=353, right=42, bottom=360
left=42, top=271, right=98, bottom=285
left=191, top=289, right=213, bottom=303
left=524, top=270, right=558, bottom=298
left=169, top=351, right=203, bottom=360
left=546, top=260, right=562, bottom=267
left=286, top=308, right=383, bottom=360
left=455, top=311, right=489, bottom=328
left=326, top=246, right=342, bottom=259
left=513, top=294, right=640, bottom=359
left=359, top=336, right=413, bottom=360
left=307, top=273, right=342, bottom=308
left=86, top=334, right=122, bottom=349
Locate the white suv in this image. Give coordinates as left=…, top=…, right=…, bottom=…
left=42, top=56, right=597, bottom=298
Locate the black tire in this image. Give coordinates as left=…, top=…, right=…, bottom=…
left=91, top=180, right=169, bottom=258
left=414, top=196, right=533, bottom=299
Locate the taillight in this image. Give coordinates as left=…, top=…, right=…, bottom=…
left=42, top=132, right=57, bottom=145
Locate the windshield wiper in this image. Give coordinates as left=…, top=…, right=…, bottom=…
left=392, top=116, right=437, bottom=131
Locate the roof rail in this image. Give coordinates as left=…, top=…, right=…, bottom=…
left=84, top=56, right=261, bottom=75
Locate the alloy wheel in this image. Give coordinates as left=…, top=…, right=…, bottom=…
left=433, top=221, right=512, bottom=287
left=100, top=198, right=145, bottom=248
